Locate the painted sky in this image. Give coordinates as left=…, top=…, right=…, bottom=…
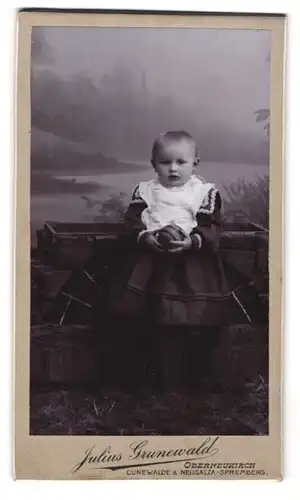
left=31, top=27, right=270, bottom=165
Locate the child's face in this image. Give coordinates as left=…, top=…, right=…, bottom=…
left=152, top=139, right=199, bottom=188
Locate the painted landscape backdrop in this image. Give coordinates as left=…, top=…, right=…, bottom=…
left=31, top=27, right=270, bottom=244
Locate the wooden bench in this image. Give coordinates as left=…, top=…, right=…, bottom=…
left=31, top=219, right=269, bottom=387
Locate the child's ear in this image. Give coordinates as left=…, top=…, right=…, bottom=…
left=193, top=157, right=200, bottom=171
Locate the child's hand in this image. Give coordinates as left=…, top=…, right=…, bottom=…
left=144, top=232, right=164, bottom=252
left=168, top=235, right=193, bottom=253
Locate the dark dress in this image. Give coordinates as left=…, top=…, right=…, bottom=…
left=108, top=183, right=248, bottom=328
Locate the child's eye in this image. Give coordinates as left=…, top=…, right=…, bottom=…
left=177, top=160, right=187, bottom=165
left=160, top=161, right=170, bottom=165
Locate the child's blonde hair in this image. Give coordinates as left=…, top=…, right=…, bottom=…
left=151, top=130, right=198, bottom=164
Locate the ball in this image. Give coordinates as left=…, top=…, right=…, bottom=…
left=156, top=224, right=186, bottom=250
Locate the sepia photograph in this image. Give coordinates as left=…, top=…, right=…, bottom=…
left=30, top=23, right=270, bottom=436
left=14, top=9, right=285, bottom=480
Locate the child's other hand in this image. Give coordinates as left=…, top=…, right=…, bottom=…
left=168, top=235, right=192, bottom=253
left=144, top=232, right=164, bottom=252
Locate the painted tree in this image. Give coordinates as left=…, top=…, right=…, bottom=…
left=254, top=109, right=270, bottom=138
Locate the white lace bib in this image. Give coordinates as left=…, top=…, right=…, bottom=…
left=138, top=176, right=215, bottom=235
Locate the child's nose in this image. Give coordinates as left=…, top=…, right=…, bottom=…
left=169, top=162, right=178, bottom=172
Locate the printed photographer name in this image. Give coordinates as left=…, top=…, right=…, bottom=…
left=72, top=437, right=219, bottom=473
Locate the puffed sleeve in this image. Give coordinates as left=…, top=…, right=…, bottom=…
left=190, top=187, right=223, bottom=253
left=123, top=185, right=149, bottom=244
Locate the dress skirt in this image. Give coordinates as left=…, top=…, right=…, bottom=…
left=107, top=246, right=251, bottom=327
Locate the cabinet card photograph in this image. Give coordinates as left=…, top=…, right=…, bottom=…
left=14, top=9, right=285, bottom=480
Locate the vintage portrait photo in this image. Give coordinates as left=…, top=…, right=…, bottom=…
left=14, top=10, right=285, bottom=480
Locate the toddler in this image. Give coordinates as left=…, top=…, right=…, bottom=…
left=111, top=131, right=240, bottom=389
